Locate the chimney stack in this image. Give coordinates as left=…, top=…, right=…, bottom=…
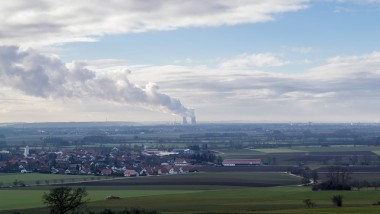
left=191, top=116, right=196, bottom=125
left=182, top=116, right=188, bottom=125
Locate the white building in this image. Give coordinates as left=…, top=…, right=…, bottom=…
left=24, top=145, right=29, bottom=157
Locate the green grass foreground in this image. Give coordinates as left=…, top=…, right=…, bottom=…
left=3, top=186, right=380, bottom=213
left=88, top=186, right=380, bottom=213
left=1, top=172, right=380, bottom=213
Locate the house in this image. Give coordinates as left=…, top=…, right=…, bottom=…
left=159, top=166, right=176, bottom=174
left=101, top=168, right=113, bottom=176
left=134, top=167, right=147, bottom=176
left=8, top=159, right=19, bottom=165
left=174, top=166, right=190, bottom=174
left=144, top=166, right=159, bottom=175
left=173, top=158, right=193, bottom=166
left=0, top=161, right=7, bottom=169
left=222, top=159, right=261, bottom=166
left=124, top=169, right=138, bottom=177
left=173, top=149, right=194, bottom=154
left=156, top=166, right=166, bottom=175
left=80, top=166, right=92, bottom=175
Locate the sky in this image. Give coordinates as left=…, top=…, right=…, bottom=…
left=1, top=0, right=380, bottom=123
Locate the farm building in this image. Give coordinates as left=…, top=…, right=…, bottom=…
left=174, top=158, right=194, bottom=166
left=222, top=159, right=261, bottom=166
left=124, top=169, right=138, bottom=177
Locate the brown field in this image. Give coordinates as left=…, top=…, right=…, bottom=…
left=199, top=165, right=297, bottom=172
left=66, top=172, right=300, bottom=187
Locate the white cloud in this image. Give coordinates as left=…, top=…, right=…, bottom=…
left=2, top=47, right=380, bottom=122
left=219, top=53, right=290, bottom=69
left=0, top=46, right=194, bottom=118
left=325, top=51, right=380, bottom=64
left=0, top=0, right=308, bottom=47
left=129, top=51, right=380, bottom=122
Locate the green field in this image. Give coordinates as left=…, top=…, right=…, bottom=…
left=1, top=171, right=380, bottom=213
left=216, top=149, right=264, bottom=159
left=0, top=172, right=299, bottom=213
left=253, top=148, right=306, bottom=153
left=218, top=145, right=380, bottom=166
left=296, top=145, right=380, bottom=153
left=4, top=186, right=380, bottom=214
left=221, top=146, right=380, bottom=157
left=0, top=188, right=202, bottom=211
left=0, top=173, right=104, bottom=186
left=70, top=172, right=301, bottom=188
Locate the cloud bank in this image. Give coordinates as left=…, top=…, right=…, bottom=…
left=2, top=47, right=380, bottom=122
left=0, top=0, right=308, bottom=46
left=220, top=53, right=290, bottom=69
left=121, top=51, right=380, bottom=122
left=0, top=46, right=191, bottom=117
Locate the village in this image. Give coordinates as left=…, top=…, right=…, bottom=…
left=0, top=145, right=225, bottom=177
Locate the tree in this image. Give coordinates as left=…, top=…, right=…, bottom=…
left=331, top=195, right=343, bottom=207
left=312, top=167, right=352, bottom=191
left=311, top=170, right=319, bottom=184
left=326, top=166, right=351, bottom=186
left=303, top=199, right=316, bottom=208
left=301, top=168, right=311, bottom=185
left=42, top=187, right=88, bottom=214
left=301, top=174, right=310, bottom=185
left=216, top=156, right=223, bottom=165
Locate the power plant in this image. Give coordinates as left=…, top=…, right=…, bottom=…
left=191, top=115, right=196, bottom=125
left=182, top=116, right=188, bottom=125
left=182, top=109, right=196, bottom=125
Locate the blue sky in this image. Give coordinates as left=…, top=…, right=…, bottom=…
left=1, top=0, right=380, bottom=123
left=62, top=1, right=380, bottom=66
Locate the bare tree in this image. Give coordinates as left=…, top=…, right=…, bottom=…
left=303, top=199, right=316, bottom=208
left=42, top=187, right=88, bottom=214
left=311, top=170, right=319, bottom=184
left=331, top=195, right=343, bottom=207
left=327, top=166, right=351, bottom=186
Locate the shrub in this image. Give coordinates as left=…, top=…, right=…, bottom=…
left=303, top=199, right=316, bottom=208
left=331, top=195, right=343, bottom=207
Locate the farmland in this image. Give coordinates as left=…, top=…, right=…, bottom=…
left=2, top=122, right=380, bottom=213
left=3, top=185, right=380, bottom=214
left=0, top=171, right=300, bottom=213
left=67, top=172, right=301, bottom=187
left=0, top=173, right=102, bottom=187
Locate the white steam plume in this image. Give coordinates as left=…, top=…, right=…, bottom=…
left=0, top=46, right=192, bottom=117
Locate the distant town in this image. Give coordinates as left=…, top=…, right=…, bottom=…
left=1, top=123, right=269, bottom=178
left=0, top=144, right=219, bottom=177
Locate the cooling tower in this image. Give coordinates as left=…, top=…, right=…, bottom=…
left=191, top=116, right=196, bottom=125
left=182, top=116, right=188, bottom=125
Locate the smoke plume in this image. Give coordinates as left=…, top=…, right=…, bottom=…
left=0, top=46, right=192, bottom=117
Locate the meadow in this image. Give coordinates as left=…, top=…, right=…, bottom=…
left=0, top=173, right=103, bottom=187
left=68, top=172, right=301, bottom=187
left=2, top=171, right=380, bottom=213
left=3, top=185, right=380, bottom=213
left=0, top=172, right=300, bottom=213
left=218, top=145, right=380, bottom=166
